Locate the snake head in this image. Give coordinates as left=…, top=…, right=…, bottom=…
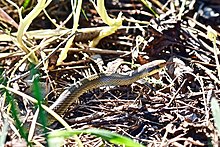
left=137, top=60, right=166, bottom=77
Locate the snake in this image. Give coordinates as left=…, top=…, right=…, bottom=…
left=49, top=60, right=166, bottom=122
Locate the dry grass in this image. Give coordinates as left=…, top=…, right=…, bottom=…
left=1, top=0, right=220, bottom=146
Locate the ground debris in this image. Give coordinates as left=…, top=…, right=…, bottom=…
left=1, top=0, right=220, bottom=146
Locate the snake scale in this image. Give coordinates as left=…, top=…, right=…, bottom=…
left=49, top=60, right=166, bottom=122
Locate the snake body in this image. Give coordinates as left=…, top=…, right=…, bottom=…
left=49, top=60, right=166, bottom=118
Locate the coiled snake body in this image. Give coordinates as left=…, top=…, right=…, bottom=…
left=49, top=60, right=166, bottom=121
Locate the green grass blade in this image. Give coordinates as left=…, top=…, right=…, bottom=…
left=211, top=97, right=220, bottom=136
left=5, top=90, right=30, bottom=145
left=30, top=66, right=47, bottom=133
left=22, top=0, right=31, bottom=9
left=48, top=128, right=144, bottom=147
